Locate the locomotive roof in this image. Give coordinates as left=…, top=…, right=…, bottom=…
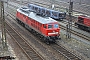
left=17, top=7, right=57, bottom=24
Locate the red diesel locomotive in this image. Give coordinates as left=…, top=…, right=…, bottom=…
left=75, top=16, right=90, bottom=32
left=16, top=7, right=60, bottom=44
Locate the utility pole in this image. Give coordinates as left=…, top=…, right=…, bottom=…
left=20, top=0, right=22, bottom=5
left=7, top=0, right=8, bottom=7
left=79, top=0, right=81, bottom=5
left=66, top=0, right=73, bottom=39
left=1, top=1, right=7, bottom=51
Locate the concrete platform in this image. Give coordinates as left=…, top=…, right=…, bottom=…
left=0, top=23, right=16, bottom=59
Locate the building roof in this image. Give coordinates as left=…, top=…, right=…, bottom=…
left=17, top=7, right=57, bottom=24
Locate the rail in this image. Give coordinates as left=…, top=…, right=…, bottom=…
left=5, top=20, right=44, bottom=60
left=50, top=43, right=83, bottom=60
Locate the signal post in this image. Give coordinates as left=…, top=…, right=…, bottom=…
left=66, top=0, right=73, bottom=39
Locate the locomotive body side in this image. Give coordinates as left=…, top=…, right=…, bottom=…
left=84, top=17, right=90, bottom=27
left=16, top=7, right=60, bottom=44
left=75, top=16, right=90, bottom=31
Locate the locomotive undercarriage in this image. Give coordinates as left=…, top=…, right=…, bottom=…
left=16, top=18, right=59, bottom=44
left=30, top=29, right=59, bottom=44
left=76, top=23, right=90, bottom=32
left=25, top=27, right=58, bottom=44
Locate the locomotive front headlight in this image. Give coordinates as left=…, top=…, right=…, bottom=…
left=53, top=30, right=55, bottom=33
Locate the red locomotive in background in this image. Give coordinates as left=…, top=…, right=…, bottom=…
left=16, top=7, right=60, bottom=44
left=75, top=16, right=90, bottom=32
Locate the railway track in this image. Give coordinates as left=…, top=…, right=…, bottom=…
left=5, top=21, right=44, bottom=60
left=61, top=25, right=90, bottom=41
left=5, top=11, right=67, bottom=60
left=58, top=16, right=90, bottom=41
left=11, top=0, right=90, bottom=16
left=5, top=10, right=84, bottom=60
left=5, top=2, right=88, bottom=60
left=5, top=8, right=90, bottom=42
left=7, top=0, right=90, bottom=24
left=51, top=43, right=82, bottom=60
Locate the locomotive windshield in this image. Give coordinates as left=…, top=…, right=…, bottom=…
left=54, top=24, right=59, bottom=28
left=48, top=24, right=59, bottom=29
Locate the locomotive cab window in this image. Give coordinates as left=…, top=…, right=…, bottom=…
left=48, top=25, right=53, bottom=29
